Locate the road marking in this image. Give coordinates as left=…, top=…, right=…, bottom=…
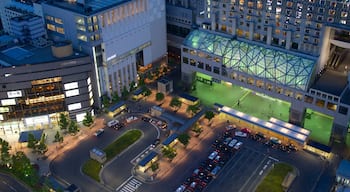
left=259, top=170, right=263, bottom=175
left=268, top=156, right=279, bottom=162
left=116, top=177, right=142, bottom=192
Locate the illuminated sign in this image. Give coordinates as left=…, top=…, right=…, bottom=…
left=65, top=89, right=80, bottom=97
left=0, top=107, right=9, bottom=113
left=64, top=82, right=78, bottom=90
left=68, top=103, right=82, bottom=111
left=7, top=90, right=22, bottom=98
left=1, top=99, right=16, bottom=106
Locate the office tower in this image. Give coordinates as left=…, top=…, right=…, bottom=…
left=42, top=0, right=167, bottom=107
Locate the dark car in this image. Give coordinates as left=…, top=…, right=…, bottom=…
left=141, top=117, right=150, bottom=122
left=151, top=139, right=160, bottom=147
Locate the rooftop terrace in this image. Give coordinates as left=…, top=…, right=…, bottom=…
left=0, top=44, right=87, bottom=67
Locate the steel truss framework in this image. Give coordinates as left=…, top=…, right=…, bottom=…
left=183, top=30, right=317, bottom=91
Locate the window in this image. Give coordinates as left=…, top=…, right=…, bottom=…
left=45, top=15, right=54, bottom=21
left=56, top=27, right=65, bottom=34
left=77, top=34, right=87, bottom=42
left=183, top=57, right=189, bottom=64
left=341, top=12, right=348, bottom=18
left=54, top=18, right=63, bottom=24
left=47, top=24, right=55, bottom=31
left=329, top=10, right=335, bottom=15
left=75, top=16, right=85, bottom=25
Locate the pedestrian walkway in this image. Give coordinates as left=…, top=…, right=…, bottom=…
left=116, top=177, right=142, bottom=192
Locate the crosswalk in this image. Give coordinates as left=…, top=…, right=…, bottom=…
left=116, top=178, right=142, bottom=192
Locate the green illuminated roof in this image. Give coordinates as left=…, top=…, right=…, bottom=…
left=183, top=30, right=317, bottom=90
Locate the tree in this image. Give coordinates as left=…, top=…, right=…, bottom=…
left=12, top=151, right=39, bottom=186
left=0, top=138, right=11, bottom=167
left=186, top=104, right=200, bottom=116
left=102, top=95, right=110, bottom=107
left=170, top=97, right=182, bottom=110
left=138, top=77, right=145, bottom=87
left=121, top=86, right=129, bottom=99
left=111, top=92, right=120, bottom=103
left=27, top=133, right=37, bottom=149
left=68, top=120, right=79, bottom=135
left=191, top=123, right=203, bottom=137
left=155, top=92, right=165, bottom=102
left=59, top=113, right=69, bottom=131
left=129, top=81, right=136, bottom=92
left=178, top=133, right=191, bottom=147
left=142, top=86, right=152, bottom=97
left=161, top=146, right=177, bottom=161
left=83, top=111, right=94, bottom=127
left=54, top=131, right=63, bottom=143
left=150, top=162, right=159, bottom=172
left=204, top=110, right=215, bottom=124
left=37, top=134, right=47, bottom=154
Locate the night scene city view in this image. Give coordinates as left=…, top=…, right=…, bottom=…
left=1, top=0, right=350, bottom=192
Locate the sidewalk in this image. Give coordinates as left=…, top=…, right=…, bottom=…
left=22, top=118, right=106, bottom=177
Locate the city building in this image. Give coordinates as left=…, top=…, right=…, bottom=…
left=41, top=0, right=167, bottom=106
left=0, top=41, right=95, bottom=136
left=181, top=0, right=350, bottom=144
left=166, top=0, right=205, bottom=60
left=0, top=0, right=44, bottom=35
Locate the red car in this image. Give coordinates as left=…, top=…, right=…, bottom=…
left=241, top=128, right=252, bottom=134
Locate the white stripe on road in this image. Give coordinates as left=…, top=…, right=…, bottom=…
left=116, top=177, right=142, bottom=192
left=268, top=156, right=279, bottom=162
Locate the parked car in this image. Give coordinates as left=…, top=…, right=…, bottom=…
left=94, top=129, right=104, bottom=137
left=241, top=128, right=251, bottom=134
left=223, top=137, right=233, bottom=145
left=235, top=131, right=247, bottom=137
left=175, top=185, right=186, bottom=192
left=228, top=139, right=238, bottom=148
left=141, top=117, right=150, bottom=122
left=233, top=142, right=243, bottom=150
left=208, top=151, right=219, bottom=160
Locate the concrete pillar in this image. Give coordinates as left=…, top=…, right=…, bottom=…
left=249, top=22, right=254, bottom=40
left=285, top=31, right=292, bottom=50
left=211, top=13, right=216, bottom=31
left=289, top=102, right=306, bottom=126
left=318, top=27, right=332, bottom=73
left=231, top=18, right=236, bottom=36
left=267, top=26, right=272, bottom=45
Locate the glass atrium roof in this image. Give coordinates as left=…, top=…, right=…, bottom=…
left=183, top=30, right=317, bottom=91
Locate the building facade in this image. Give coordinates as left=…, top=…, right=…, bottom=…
left=166, top=0, right=205, bottom=57
left=0, top=42, right=94, bottom=135
left=182, top=0, right=350, bottom=143
left=42, top=0, right=167, bottom=106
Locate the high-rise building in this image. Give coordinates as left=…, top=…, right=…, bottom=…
left=181, top=0, right=350, bottom=143
left=42, top=0, right=167, bottom=107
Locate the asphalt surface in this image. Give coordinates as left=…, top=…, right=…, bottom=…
left=50, top=117, right=158, bottom=192
left=0, top=173, right=31, bottom=192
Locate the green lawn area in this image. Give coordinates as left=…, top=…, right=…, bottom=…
left=82, top=129, right=142, bottom=181
left=256, top=163, right=293, bottom=192
left=303, top=109, right=333, bottom=145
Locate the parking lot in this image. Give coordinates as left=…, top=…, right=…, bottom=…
left=205, top=146, right=277, bottom=192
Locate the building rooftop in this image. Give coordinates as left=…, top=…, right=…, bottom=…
left=336, top=160, right=350, bottom=179
left=183, top=30, right=317, bottom=91
left=45, top=0, right=131, bottom=15
left=311, top=70, right=348, bottom=96
left=0, top=43, right=87, bottom=67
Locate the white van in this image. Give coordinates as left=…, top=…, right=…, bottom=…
left=107, top=120, right=119, bottom=128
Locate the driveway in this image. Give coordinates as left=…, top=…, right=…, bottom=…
left=50, top=116, right=158, bottom=192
